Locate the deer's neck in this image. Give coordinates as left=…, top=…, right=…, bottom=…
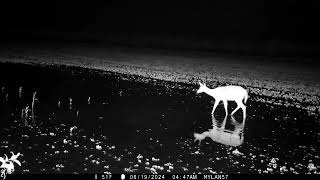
left=204, top=87, right=217, bottom=98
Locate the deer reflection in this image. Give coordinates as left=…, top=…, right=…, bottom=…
left=194, top=115, right=246, bottom=147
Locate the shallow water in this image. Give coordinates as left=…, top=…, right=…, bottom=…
left=0, top=62, right=319, bottom=174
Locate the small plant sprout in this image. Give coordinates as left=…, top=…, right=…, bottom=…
left=76, top=110, right=79, bottom=117
left=0, top=152, right=21, bottom=178
left=96, top=145, right=102, bottom=150
left=31, top=92, right=37, bottom=123
left=8, top=152, right=21, bottom=166
left=21, top=109, right=24, bottom=123
left=70, top=126, right=77, bottom=136
left=5, top=93, right=8, bottom=101
left=22, top=105, right=30, bottom=126
left=119, top=91, right=123, bottom=96
left=18, top=87, right=22, bottom=99
left=88, top=96, right=91, bottom=105
left=57, top=100, right=61, bottom=108
left=1, top=86, right=4, bottom=93
left=69, top=98, right=72, bottom=110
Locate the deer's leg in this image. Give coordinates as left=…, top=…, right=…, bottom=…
left=239, top=102, right=246, bottom=120
left=223, top=100, right=228, bottom=116
left=211, top=100, right=219, bottom=115
left=211, top=114, right=218, bottom=127
left=242, top=114, right=246, bottom=126
left=230, top=115, right=237, bottom=125
left=231, top=101, right=241, bottom=115
left=221, top=114, right=227, bottom=129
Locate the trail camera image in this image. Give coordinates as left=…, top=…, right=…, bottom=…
left=0, top=1, right=319, bottom=177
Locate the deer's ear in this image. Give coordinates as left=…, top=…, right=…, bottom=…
left=203, top=83, right=206, bottom=86
left=198, top=81, right=203, bottom=86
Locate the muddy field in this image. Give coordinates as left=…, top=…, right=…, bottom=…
left=0, top=62, right=319, bottom=174
left=1, top=44, right=319, bottom=116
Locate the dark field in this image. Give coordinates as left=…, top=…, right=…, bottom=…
left=0, top=62, right=319, bottom=174
left=1, top=43, right=319, bottom=116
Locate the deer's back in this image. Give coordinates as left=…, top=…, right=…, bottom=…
left=213, top=86, right=246, bottom=101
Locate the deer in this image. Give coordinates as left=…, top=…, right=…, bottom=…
left=196, top=82, right=248, bottom=119
left=194, top=115, right=245, bottom=146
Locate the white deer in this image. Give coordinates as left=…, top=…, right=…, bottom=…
left=196, top=82, right=248, bottom=119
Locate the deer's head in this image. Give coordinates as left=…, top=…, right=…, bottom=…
left=196, top=82, right=207, bottom=94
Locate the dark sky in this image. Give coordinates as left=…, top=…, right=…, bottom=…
left=1, top=1, right=319, bottom=44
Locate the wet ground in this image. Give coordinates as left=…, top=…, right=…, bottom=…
left=0, top=62, right=319, bottom=174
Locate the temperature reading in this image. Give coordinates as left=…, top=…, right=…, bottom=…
left=94, top=174, right=113, bottom=179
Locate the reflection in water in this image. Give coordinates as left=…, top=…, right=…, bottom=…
left=194, top=115, right=246, bottom=147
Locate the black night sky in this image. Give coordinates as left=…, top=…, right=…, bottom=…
left=1, top=1, right=319, bottom=57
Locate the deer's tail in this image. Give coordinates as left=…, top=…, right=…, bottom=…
left=243, top=90, right=248, bottom=104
